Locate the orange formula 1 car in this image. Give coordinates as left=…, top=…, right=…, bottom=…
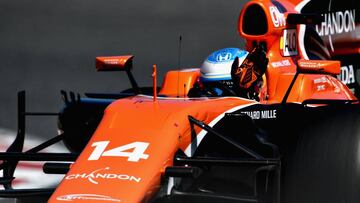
left=0, top=0, right=359, bottom=203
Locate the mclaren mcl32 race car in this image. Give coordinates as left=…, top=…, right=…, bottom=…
left=0, top=0, right=359, bottom=203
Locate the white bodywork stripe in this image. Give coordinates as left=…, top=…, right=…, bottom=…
left=167, top=177, right=175, bottom=195
left=184, top=102, right=258, bottom=157
left=295, top=0, right=311, bottom=60
left=294, top=0, right=311, bottom=12
left=136, top=94, right=257, bottom=102
left=298, top=24, right=309, bottom=60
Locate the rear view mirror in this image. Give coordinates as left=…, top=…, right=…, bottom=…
left=297, top=59, right=340, bottom=75
left=96, top=55, right=134, bottom=71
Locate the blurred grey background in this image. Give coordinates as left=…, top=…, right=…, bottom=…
left=0, top=0, right=246, bottom=140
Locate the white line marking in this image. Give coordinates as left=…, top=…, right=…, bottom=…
left=0, top=127, right=68, bottom=189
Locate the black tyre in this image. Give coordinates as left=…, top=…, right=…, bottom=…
left=283, top=106, right=360, bottom=203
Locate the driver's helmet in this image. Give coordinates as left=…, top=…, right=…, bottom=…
left=200, top=48, right=248, bottom=96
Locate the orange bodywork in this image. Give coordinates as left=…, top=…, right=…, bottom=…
left=96, top=55, right=134, bottom=71
left=236, top=0, right=356, bottom=103
left=159, top=69, right=200, bottom=97
left=297, top=59, right=340, bottom=75
left=49, top=0, right=357, bottom=202
left=49, top=96, right=257, bottom=202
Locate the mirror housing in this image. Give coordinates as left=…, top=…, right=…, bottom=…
left=96, top=55, right=134, bottom=71
left=287, top=13, right=323, bottom=25
left=297, top=59, right=340, bottom=75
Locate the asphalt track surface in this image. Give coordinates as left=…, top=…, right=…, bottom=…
left=0, top=0, right=246, bottom=139
left=0, top=0, right=246, bottom=202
